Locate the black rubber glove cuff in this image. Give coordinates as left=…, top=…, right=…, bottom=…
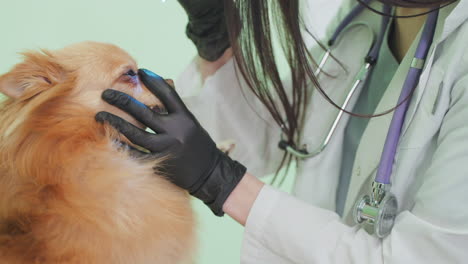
left=190, top=150, right=247, bottom=216
left=185, top=9, right=230, bottom=61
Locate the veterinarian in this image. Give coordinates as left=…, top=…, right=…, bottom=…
left=96, top=0, right=468, bottom=262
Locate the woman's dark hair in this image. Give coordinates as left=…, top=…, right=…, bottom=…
left=224, top=0, right=456, bottom=183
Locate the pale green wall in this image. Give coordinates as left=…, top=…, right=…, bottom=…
left=0, top=0, right=194, bottom=77
left=0, top=1, right=295, bottom=263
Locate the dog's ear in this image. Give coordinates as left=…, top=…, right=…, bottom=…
left=0, top=50, right=64, bottom=100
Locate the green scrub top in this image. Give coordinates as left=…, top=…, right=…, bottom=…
left=336, top=21, right=399, bottom=216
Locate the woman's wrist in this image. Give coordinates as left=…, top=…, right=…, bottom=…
left=222, top=173, right=265, bottom=226
left=196, top=47, right=233, bottom=82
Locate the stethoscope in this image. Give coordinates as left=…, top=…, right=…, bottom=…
left=279, top=0, right=439, bottom=238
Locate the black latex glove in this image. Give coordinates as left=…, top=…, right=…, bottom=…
left=95, top=69, right=246, bottom=216
left=177, top=0, right=230, bottom=61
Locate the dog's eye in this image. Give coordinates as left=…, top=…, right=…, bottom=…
left=124, top=69, right=137, bottom=77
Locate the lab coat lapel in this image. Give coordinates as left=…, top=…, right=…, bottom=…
left=439, top=0, right=468, bottom=41
left=342, top=36, right=420, bottom=217
left=294, top=23, right=374, bottom=209
left=401, top=3, right=458, bottom=136
left=304, top=22, right=376, bottom=152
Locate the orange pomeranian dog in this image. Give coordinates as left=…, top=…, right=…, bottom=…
left=0, top=42, right=195, bottom=263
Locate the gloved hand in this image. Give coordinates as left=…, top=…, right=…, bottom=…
left=177, top=0, right=230, bottom=61
left=95, top=69, right=246, bottom=216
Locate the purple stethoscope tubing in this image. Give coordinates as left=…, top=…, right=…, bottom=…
left=329, top=0, right=440, bottom=185
left=375, top=10, right=439, bottom=184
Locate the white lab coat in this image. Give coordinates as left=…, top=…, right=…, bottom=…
left=176, top=0, right=468, bottom=263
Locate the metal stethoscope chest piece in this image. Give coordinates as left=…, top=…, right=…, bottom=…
left=279, top=0, right=440, bottom=238
left=354, top=182, right=398, bottom=238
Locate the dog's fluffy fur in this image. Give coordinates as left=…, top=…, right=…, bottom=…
left=0, top=42, right=195, bottom=263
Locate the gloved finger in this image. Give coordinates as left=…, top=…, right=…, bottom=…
left=96, top=111, right=179, bottom=153
left=101, top=89, right=167, bottom=133
left=138, top=69, right=186, bottom=114
left=122, top=138, right=178, bottom=160
left=117, top=141, right=150, bottom=158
